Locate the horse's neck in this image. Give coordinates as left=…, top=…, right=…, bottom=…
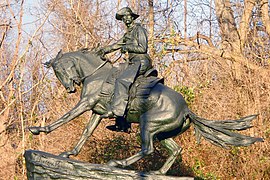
left=75, top=52, right=111, bottom=78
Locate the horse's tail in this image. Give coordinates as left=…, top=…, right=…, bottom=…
left=188, top=112, right=263, bottom=148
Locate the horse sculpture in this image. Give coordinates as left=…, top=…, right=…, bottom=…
left=29, top=49, right=263, bottom=175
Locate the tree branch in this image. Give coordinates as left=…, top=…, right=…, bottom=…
left=0, top=6, right=52, bottom=91
left=0, top=23, right=10, bottom=48
left=159, top=35, right=260, bottom=71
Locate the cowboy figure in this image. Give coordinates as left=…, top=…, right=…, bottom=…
left=97, top=7, right=153, bottom=127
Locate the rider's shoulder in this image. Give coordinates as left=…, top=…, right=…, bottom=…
left=134, top=23, right=143, bottom=28
left=134, top=23, right=147, bottom=31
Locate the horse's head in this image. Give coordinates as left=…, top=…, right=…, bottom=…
left=45, top=50, right=81, bottom=93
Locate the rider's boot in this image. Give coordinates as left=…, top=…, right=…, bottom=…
left=101, top=106, right=131, bottom=133
left=106, top=116, right=131, bottom=133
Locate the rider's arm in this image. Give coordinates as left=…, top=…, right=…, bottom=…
left=122, top=25, right=148, bottom=54
left=103, top=36, right=125, bottom=54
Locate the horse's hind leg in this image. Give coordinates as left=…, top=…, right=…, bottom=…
left=59, top=113, right=101, bottom=158
left=107, top=123, right=155, bottom=167
left=153, top=138, right=182, bottom=175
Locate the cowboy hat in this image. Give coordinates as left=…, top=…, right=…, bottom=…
left=115, top=7, right=139, bottom=20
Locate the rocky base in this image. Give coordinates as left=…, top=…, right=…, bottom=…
left=24, top=150, right=193, bottom=180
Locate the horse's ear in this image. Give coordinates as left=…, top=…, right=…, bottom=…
left=56, top=49, right=63, bottom=59
left=42, top=49, right=63, bottom=68
left=42, top=60, right=53, bottom=68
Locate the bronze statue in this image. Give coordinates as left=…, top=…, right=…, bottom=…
left=29, top=46, right=263, bottom=174
left=28, top=7, right=263, bottom=176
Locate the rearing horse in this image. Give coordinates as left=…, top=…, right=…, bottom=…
left=29, top=49, right=263, bottom=174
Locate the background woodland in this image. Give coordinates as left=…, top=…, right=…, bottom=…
left=0, top=0, right=270, bottom=179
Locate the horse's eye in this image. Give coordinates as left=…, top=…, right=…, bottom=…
left=54, top=65, right=60, bottom=71
left=66, top=66, right=73, bottom=70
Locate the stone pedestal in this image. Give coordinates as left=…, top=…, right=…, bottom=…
left=24, top=150, right=193, bottom=180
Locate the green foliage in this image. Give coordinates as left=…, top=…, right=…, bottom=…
left=263, top=166, right=270, bottom=178
left=259, top=156, right=270, bottom=163
left=193, top=159, right=219, bottom=180
left=193, top=158, right=204, bottom=177
left=103, top=136, right=126, bottom=160
left=28, top=133, right=33, bottom=141
left=230, top=147, right=240, bottom=156
left=265, top=128, right=270, bottom=138
left=174, top=85, right=195, bottom=106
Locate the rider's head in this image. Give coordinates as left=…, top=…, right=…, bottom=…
left=115, top=7, right=139, bottom=26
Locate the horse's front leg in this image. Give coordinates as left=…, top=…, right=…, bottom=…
left=29, top=98, right=91, bottom=135
left=59, top=113, right=101, bottom=158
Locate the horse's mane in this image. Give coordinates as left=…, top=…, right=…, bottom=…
left=47, top=49, right=112, bottom=74
left=62, top=49, right=109, bottom=67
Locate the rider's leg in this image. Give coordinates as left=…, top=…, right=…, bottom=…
left=111, top=62, right=141, bottom=116
left=102, top=58, right=152, bottom=131
left=102, top=62, right=140, bottom=132
left=100, top=62, right=140, bottom=119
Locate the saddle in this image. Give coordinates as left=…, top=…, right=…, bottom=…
left=100, top=65, right=163, bottom=101
left=129, top=74, right=164, bottom=99
left=100, top=66, right=163, bottom=132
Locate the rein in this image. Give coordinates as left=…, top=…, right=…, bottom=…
left=80, top=59, right=109, bottom=81
left=80, top=53, right=123, bottom=81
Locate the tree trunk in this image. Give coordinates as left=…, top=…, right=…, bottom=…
left=148, top=0, right=155, bottom=58
left=260, top=0, right=270, bottom=35
left=184, top=0, right=187, bottom=39
left=238, top=0, right=256, bottom=49
left=214, top=0, right=243, bottom=80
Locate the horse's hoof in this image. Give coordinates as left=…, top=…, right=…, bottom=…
left=28, top=127, right=41, bottom=135
left=59, top=152, right=71, bottom=158
left=107, top=160, right=118, bottom=167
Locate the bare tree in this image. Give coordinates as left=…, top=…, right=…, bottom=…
left=0, top=1, right=53, bottom=178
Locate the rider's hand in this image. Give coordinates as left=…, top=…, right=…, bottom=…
left=96, top=48, right=105, bottom=56
left=121, top=46, right=128, bottom=53
left=95, top=48, right=106, bottom=61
